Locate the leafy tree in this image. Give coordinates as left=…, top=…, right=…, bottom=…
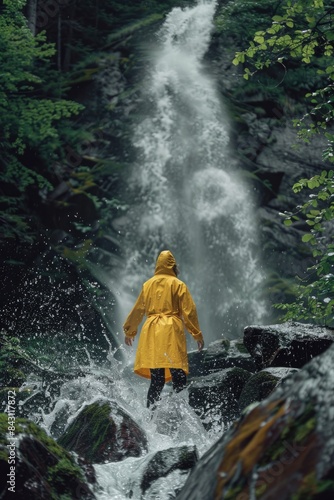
left=0, top=0, right=111, bottom=337
left=276, top=170, right=334, bottom=325
left=231, top=0, right=334, bottom=324
left=0, top=0, right=83, bottom=244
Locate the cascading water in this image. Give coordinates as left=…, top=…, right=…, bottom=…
left=20, top=3, right=268, bottom=499
left=117, top=0, right=267, bottom=342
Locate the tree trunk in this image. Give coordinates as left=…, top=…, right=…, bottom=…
left=63, top=1, right=77, bottom=72
left=26, top=0, right=38, bottom=35
left=57, top=10, right=62, bottom=71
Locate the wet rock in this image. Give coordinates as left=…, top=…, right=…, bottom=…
left=257, top=206, right=313, bottom=282
left=0, top=413, right=95, bottom=499
left=58, top=399, right=148, bottom=463
left=188, top=338, right=256, bottom=378
left=256, top=122, right=329, bottom=194
left=141, top=446, right=198, bottom=496
left=128, top=445, right=198, bottom=500
left=177, top=343, right=334, bottom=500
left=243, top=322, right=334, bottom=370
left=188, top=367, right=252, bottom=429
left=238, top=367, right=298, bottom=411
left=187, top=349, right=206, bottom=377
left=229, top=104, right=333, bottom=308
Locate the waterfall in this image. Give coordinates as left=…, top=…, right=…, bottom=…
left=115, top=0, right=266, bottom=342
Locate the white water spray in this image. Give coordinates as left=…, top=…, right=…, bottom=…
left=33, top=347, right=216, bottom=499
left=117, top=0, right=266, bottom=341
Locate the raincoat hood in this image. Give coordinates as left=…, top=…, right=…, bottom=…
left=155, top=250, right=177, bottom=276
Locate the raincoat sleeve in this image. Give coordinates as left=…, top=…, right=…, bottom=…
left=123, top=288, right=146, bottom=338
left=179, top=285, right=203, bottom=342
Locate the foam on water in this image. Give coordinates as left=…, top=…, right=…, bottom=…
left=31, top=346, right=221, bottom=499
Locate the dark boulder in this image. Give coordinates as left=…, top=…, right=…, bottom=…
left=58, top=399, right=148, bottom=463
left=188, top=338, right=256, bottom=378
left=127, top=445, right=198, bottom=500
left=238, top=367, right=298, bottom=411
left=143, top=446, right=197, bottom=497
left=0, top=414, right=95, bottom=499
left=243, top=322, right=334, bottom=370
left=176, top=343, right=334, bottom=500
left=188, top=367, right=252, bottom=429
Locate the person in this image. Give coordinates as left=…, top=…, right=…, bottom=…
left=123, top=250, right=204, bottom=409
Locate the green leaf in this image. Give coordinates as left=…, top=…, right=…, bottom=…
left=302, top=234, right=314, bottom=243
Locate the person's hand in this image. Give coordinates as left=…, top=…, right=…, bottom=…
left=197, top=340, right=204, bottom=352
left=125, top=336, right=133, bottom=346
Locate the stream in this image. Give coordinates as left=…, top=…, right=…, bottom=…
left=21, top=340, right=223, bottom=499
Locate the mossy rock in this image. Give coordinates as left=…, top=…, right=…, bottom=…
left=58, top=399, right=148, bottom=463
left=0, top=413, right=95, bottom=499
left=291, top=469, right=334, bottom=500
left=215, top=400, right=321, bottom=499
left=234, top=341, right=249, bottom=355
left=238, top=371, right=279, bottom=411
left=177, top=343, right=334, bottom=500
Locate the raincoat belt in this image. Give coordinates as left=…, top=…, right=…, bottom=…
left=147, top=313, right=181, bottom=323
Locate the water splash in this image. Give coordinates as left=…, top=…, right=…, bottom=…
left=28, top=346, right=218, bottom=499
left=116, top=0, right=266, bottom=342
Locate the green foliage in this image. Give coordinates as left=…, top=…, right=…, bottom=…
left=43, top=0, right=187, bottom=71
left=0, top=1, right=82, bottom=154
left=0, top=0, right=179, bottom=252
left=107, top=13, right=164, bottom=43
left=276, top=171, right=334, bottom=324
left=232, top=1, right=332, bottom=69
left=0, top=0, right=83, bottom=244
left=231, top=0, right=334, bottom=160
left=230, top=0, right=334, bottom=323
left=215, top=0, right=278, bottom=43
left=215, top=0, right=326, bottom=106
left=0, top=0, right=124, bottom=273
left=295, top=83, right=334, bottom=155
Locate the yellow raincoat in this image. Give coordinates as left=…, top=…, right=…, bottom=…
left=123, top=250, right=203, bottom=382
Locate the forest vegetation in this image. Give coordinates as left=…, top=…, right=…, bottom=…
left=227, top=0, right=334, bottom=324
